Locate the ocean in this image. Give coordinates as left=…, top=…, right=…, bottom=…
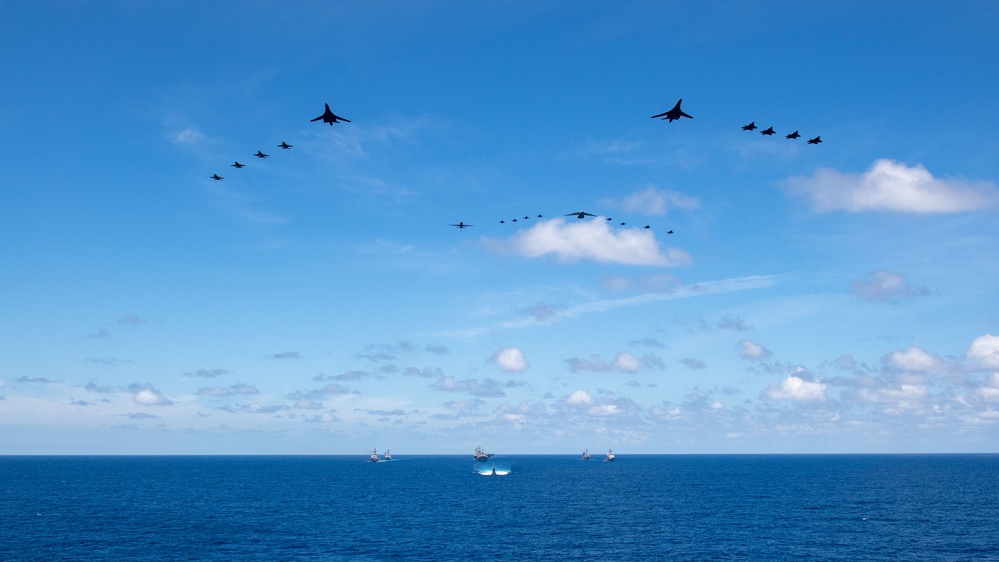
left=2, top=454, right=997, bottom=561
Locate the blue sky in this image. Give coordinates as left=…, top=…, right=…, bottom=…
left=2, top=1, right=998, bottom=454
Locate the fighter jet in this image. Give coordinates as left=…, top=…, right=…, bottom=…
left=565, top=211, right=597, bottom=219
left=278, top=142, right=293, bottom=149
left=643, top=225, right=652, bottom=229
left=761, top=127, right=776, bottom=136
left=666, top=230, right=674, bottom=234
left=231, top=161, right=246, bottom=168
left=254, top=151, right=269, bottom=159
left=311, top=103, right=351, bottom=126
left=450, top=222, right=473, bottom=229
left=211, top=174, right=224, bottom=181
left=808, top=135, right=822, bottom=144
left=742, top=121, right=758, bottom=131
left=785, top=130, right=801, bottom=140
left=650, top=98, right=693, bottom=122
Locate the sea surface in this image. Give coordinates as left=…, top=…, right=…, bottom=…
left=2, top=454, right=997, bottom=561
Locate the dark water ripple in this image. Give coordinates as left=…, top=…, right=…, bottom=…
left=2, top=455, right=997, bottom=561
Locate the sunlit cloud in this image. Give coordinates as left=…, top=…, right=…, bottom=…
left=764, top=374, right=828, bottom=402
left=490, top=347, right=528, bottom=372
left=966, top=334, right=999, bottom=370
left=784, top=159, right=999, bottom=213
left=740, top=339, right=771, bottom=359
left=484, top=218, right=691, bottom=266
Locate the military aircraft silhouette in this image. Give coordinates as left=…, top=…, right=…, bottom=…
left=650, top=98, right=693, bottom=122
left=643, top=225, right=652, bottom=229
left=761, top=127, right=776, bottom=136
left=565, top=211, right=597, bottom=219
left=450, top=222, right=473, bottom=229
left=666, top=230, right=674, bottom=234
left=785, top=130, right=801, bottom=140
left=231, top=161, right=246, bottom=168
left=499, top=220, right=506, bottom=224
left=254, top=151, right=269, bottom=158
left=278, top=142, right=293, bottom=149
left=742, top=121, right=758, bottom=131
left=808, top=135, right=822, bottom=144
left=211, top=174, right=224, bottom=181
left=311, top=103, right=351, bottom=126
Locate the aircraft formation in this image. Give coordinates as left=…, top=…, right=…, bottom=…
left=207, top=102, right=347, bottom=182
left=204, top=97, right=817, bottom=235
left=651, top=98, right=824, bottom=145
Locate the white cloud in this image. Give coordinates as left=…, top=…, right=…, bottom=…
left=565, top=389, right=594, bottom=405
left=850, top=270, right=927, bottom=302
left=491, top=347, right=528, bottom=372
left=133, top=387, right=171, bottom=406
left=740, top=339, right=771, bottom=359
left=888, top=347, right=945, bottom=372
left=486, top=218, right=691, bottom=266
left=765, top=375, right=828, bottom=402
left=601, top=187, right=700, bottom=216
left=976, top=373, right=999, bottom=402
left=784, top=159, right=999, bottom=213
left=967, top=334, right=999, bottom=369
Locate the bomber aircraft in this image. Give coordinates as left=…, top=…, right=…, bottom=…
left=650, top=98, right=693, bottom=122
left=311, top=103, right=351, bottom=126
left=450, top=222, right=473, bottom=229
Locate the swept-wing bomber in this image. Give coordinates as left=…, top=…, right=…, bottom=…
left=742, top=121, right=758, bottom=131
left=785, top=130, right=801, bottom=139
left=650, top=98, right=693, bottom=122
left=761, top=127, right=776, bottom=136
left=565, top=211, right=597, bottom=219
left=808, top=136, right=822, bottom=144
left=211, top=174, right=224, bottom=181
left=278, top=142, right=293, bottom=149
left=311, top=103, right=351, bottom=126
left=450, top=222, right=473, bottom=229
left=231, top=161, right=246, bottom=168
left=254, top=151, right=269, bottom=158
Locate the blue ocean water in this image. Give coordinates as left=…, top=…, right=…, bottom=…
left=2, top=455, right=997, bottom=561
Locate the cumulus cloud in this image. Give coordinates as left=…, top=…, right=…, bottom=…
left=765, top=375, right=828, bottom=402
left=485, top=218, right=691, bottom=266
left=784, top=159, right=999, bottom=214
left=887, top=346, right=946, bottom=372
left=601, top=187, right=700, bottom=216
left=490, top=347, right=528, bottom=372
left=130, top=384, right=172, bottom=406
left=740, top=340, right=771, bottom=359
left=567, top=352, right=663, bottom=373
left=967, top=334, right=999, bottom=369
left=850, top=270, right=927, bottom=302
left=976, top=373, right=999, bottom=402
